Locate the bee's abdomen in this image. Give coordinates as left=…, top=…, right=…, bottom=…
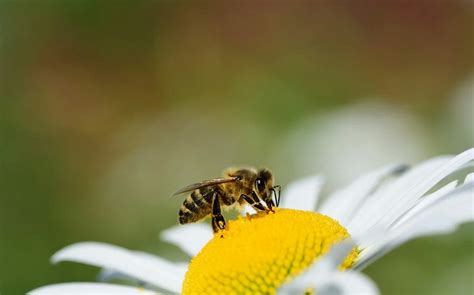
left=179, top=189, right=213, bottom=224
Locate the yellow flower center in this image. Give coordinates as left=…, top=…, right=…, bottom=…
left=182, top=208, right=358, bottom=294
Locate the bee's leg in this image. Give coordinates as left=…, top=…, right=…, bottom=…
left=241, top=193, right=267, bottom=212
left=211, top=193, right=226, bottom=233
left=251, top=191, right=274, bottom=212
left=264, top=198, right=275, bottom=212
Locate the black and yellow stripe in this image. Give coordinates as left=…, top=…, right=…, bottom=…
left=178, top=188, right=214, bottom=224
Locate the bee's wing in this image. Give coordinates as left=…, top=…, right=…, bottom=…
left=172, top=177, right=238, bottom=196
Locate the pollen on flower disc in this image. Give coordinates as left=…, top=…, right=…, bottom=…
left=182, top=208, right=357, bottom=294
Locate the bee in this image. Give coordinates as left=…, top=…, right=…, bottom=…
left=173, top=167, right=281, bottom=233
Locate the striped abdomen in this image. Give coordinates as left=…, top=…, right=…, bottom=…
left=178, top=187, right=214, bottom=224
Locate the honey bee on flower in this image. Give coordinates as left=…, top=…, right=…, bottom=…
left=31, top=149, right=474, bottom=295
left=173, top=167, right=281, bottom=233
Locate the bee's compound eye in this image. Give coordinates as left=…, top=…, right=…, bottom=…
left=255, top=178, right=265, bottom=192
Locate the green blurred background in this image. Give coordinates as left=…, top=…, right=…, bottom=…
left=0, top=1, right=473, bottom=294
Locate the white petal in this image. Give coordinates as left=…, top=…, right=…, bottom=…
left=391, top=181, right=458, bottom=228
left=279, top=240, right=354, bottom=293
left=319, top=164, right=408, bottom=227
left=349, top=157, right=449, bottom=236
left=51, top=242, right=184, bottom=293
left=98, top=254, right=187, bottom=288
left=240, top=204, right=256, bottom=215
left=160, top=223, right=212, bottom=257
left=356, top=183, right=474, bottom=269
left=97, top=259, right=187, bottom=286
left=133, top=251, right=188, bottom=271
left=377, top=149, right=474, bottom=231
left=280, top=175, right=324, bottom=211
left=315, top=272, right=380, bottom=295
left=391, top=183, right=474, bottom=243
left=350, top=149, right=473, bottom=237
left=28, top=283, right=158, bottom=295
left=279, top=240, right=379, bottom=295
left=466, top=172, right=474, bottom=183
left=280, top=271, right=379, bottom=295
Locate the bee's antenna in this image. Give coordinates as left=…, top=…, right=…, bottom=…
left=270, top=188, right=276, bottom=207
left=272, top=185, right=281, bottom=207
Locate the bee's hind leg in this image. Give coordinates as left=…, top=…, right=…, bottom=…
left=211, top=192, right=226, bottom=234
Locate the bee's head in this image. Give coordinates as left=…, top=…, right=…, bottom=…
left=224, top=167, right=279, bottom=207
left=255, top=168, right=275, bottom=206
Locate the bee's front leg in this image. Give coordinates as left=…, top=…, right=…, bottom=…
left=211, top=192, right=226, bottom=234
left=251, top=191, right=274, bottom=213
left=241, top=193, right=267, bottom=212
left=264, top=198, right=275, bottom=212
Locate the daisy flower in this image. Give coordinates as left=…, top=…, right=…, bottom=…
left=29, top=149, right=474, bottom=295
